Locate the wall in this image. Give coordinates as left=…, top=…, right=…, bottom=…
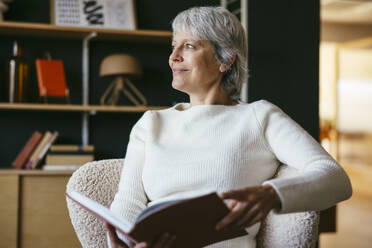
left=248, top=1, right=320, bottom=139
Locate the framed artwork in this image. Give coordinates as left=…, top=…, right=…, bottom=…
left=51, top=0, right=137, bottom=30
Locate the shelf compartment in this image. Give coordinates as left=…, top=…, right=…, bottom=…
left=0, top=21, right=172, bottom=43
left=0, top=103, right=168, bottom=112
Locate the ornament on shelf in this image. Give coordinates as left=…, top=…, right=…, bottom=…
left=99, top=54, right=147, bottom=106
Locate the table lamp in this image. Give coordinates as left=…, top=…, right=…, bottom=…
left=99, top=54, right=147, bottom=106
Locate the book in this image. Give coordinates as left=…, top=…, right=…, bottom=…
left=12, top=131, right=43, bottom=169
left=47, top=150, right=94, bottom=155
left=32, top=131, right=59, bottom=168
left=50, top=144, right=94, bottom=152
left=42, top=165, right=82, bottom=171
left=25, top=131, right=54, bottom=169
left=35, top=59, right=69, bottom=98
left=45, top=154, right=94, bottom=165
left=66, top=191, right=247, bottom=247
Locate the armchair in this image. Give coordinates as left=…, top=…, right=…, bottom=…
left=66, top=159, right=319, bottom=248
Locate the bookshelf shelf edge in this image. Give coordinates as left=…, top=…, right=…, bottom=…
left=0, top=103, right=168, bottom=112
left=0, top=21, right=172, bottom=43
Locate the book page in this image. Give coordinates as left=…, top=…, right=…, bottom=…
left=67, top=191, right=132, bottom=234
left=135, top=199, right=181, bottom=223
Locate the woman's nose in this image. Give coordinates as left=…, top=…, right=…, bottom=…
left=169, top=47, right=183, bottom=62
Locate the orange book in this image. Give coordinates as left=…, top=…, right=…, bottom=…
left=35, top=59, right=69, bottom=97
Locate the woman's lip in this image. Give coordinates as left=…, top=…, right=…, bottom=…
left=172, top=69, right=188, bottom=75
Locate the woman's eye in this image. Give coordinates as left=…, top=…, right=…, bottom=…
left=185, top=43, right=194, bottom=49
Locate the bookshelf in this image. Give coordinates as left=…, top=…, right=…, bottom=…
left=0, top=21, right=172, bottom=146
left=0, top=20, right=172, bottom=247
left=0, top=20, right=172, bottom=111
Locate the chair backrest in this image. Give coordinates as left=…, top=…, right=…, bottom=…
left=66, top=159, right=319, bottom=248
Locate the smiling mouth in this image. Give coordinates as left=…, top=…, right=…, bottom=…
left=172, top=69, right=189, bottom=75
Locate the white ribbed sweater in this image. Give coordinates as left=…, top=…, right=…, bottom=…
left=110, top=100, right=352, bottom=248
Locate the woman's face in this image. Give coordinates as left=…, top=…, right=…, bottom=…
left=169, top=31, right=226, bottom=96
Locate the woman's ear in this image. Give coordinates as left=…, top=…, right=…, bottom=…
left=219, top=64, right=229, bottom=73
left=219, top=54, right=237, bottom=73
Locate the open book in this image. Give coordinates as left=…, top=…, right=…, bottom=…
left=66, top=191, right=247, bottom=247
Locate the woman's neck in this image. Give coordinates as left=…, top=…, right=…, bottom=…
left=189, top=90, right=238, bottom=106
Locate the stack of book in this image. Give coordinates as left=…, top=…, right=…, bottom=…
left=42, top=144, right=94, bottom=171
left=12, top=130, right=59, bottom=169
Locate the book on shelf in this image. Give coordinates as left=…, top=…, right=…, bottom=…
left=35, top=59, right=69, bottom=102
left=50, top=144, right=94, bottom=152
left=25, top=131, right=59, bottom=169
left=45, top=154, right=94, bottom=165
left=42, top=165, right=82, bottom=171
left=66, top=191, right=247, bottom=248
left=12, top=131, right=43, bottom=169
left=42, top=144, right=94, bottom=170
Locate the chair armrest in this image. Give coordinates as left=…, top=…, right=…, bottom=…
left=66, top=159, right=124, bottom=248
left=257, top=165, right=320, bottom=248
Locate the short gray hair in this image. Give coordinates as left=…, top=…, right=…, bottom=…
left=172, top=6, right=248, bottom=99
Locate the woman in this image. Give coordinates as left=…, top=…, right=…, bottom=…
left=107, top=6, right=352, bottom=248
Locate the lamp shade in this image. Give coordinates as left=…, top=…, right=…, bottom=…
left=99, top=54, right=142, bottom=78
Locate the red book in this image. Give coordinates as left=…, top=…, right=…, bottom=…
left=12, top=131, right=43, bottom=169
left=35, top=59, right=68, bottom=97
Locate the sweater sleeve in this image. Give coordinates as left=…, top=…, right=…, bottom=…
left=253, top=100, right=352, bottom=213
left=110, top=111, right=151, bottom=233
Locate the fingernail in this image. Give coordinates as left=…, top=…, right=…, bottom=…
left=139, top=242, right=148, bottom=248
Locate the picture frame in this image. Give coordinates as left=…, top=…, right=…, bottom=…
left=50, top=0, right=137, bottom=30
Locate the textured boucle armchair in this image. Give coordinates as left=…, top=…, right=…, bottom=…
left=66, top=159, right=319, bottom=248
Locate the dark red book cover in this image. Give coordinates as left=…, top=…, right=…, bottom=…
left=35, top=59, right=68, bottom=97
left=12, top=131, right=43, bottom=169
left=66, top=191, right=247, bottom=248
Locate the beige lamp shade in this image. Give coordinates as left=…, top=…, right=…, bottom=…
left=99, top=53, right=147, bottom=106
left=99, top=54, right=142, bottom=78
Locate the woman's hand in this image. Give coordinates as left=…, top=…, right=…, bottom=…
left=215, top=185, right=281, bottom=230
left=105, top=222, right=176, bottom=248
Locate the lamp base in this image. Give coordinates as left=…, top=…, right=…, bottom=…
left=100, top=76, right=147, bottom=106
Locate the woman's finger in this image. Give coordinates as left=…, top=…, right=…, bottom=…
left=220, top=189, right=248, bottom=201
left=134, top=242, right=148, bottom=248
left=248, top=203, right=274, bottom=227
left=215, top=202, right=250, bottom=230
left=152, top=233, right=171, bottom=248
left=225, top=199, right=239, bottom=210
left=244, top=212, right=265, bottom=228
left=241, top=207, right=269, bottom=228
left=105, top=222, right=129, bottom=248
left=105, top=223, right=119, bottom=243
left=234, top=202, right=261, bottom=227
left=239, top=201, right=273, bottom=228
